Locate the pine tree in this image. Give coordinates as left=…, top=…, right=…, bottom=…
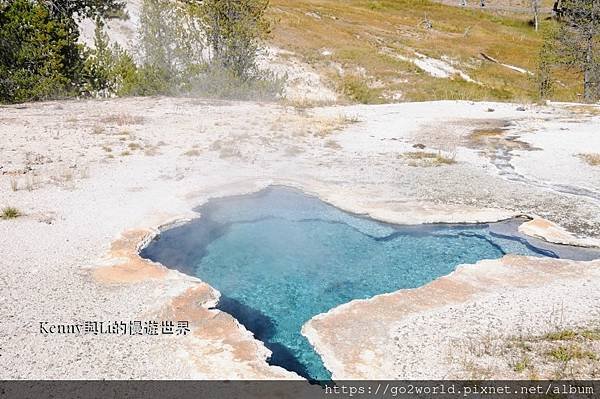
left=554, top=0, right=599, bottom=101
left=0, top=0, right=125, bottom=103
left=0, top=0, right=80, bottom=102
left=43, top=0, right=125, bottom=20
left=83, top=21, right=139, bottom=97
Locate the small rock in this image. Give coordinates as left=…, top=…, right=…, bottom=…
left=486, top=108, right=495, bottom=112
left=413, top=143, right=426, bottom=149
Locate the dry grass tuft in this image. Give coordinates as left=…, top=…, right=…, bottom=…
left=100, top=114, right=145, bottom=126
left=60, top=168, right=73, bottom=182
left=91, top=125, right=106, bottom=135
left=324, top=139, right=342, bottom=149
left=182, top=149, right=202, bottom=157
left=144, top=146, right=160, bottom=156
left=218, top=147, right=242, bottom=159
left=79, top=166, right=90, bottom=179
left=310, top=114, right=360, bottom=137
left=284, top=145, right=304, bottom=156
left=403, top=151, right=439, bottom=160
left=10, top=177, right=18, bottom=192
left=403, top=150, right=456, bottom=166
left=1, top=206, right=21, bottom=220
left=210, top=140, right=242, bottom=159
left=24, top=174, right=37, bottom=191
left=547, top=345, right=596, bottom=363
left=566, top=105, right=600, bottom=116
left=453, top=327, right=600, bottom=379
left=544, top=330, right=579, bottom=341
left=578, top=153, right=600, bottom=166
left=283, top=97, right=336, bottom=109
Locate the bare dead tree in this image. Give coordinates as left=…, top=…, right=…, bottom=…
left=532, top=0, right=540, bottom=31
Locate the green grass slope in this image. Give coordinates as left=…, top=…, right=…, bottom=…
left=269, top=0, right=580, bottom=103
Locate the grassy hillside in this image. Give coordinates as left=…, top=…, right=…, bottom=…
left=433, top=0, right=556, bottom=14
left=268, top=0, right=580, bottom=103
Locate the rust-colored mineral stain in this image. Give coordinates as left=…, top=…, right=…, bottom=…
left=311, top=276, right=478, bottom=334
left=93, top=229, right=168, bottom=284
left=163, top=286, right=265, bottom=363
left=305, top=255, right=600, bottom=379
left=526, top=218, right=554, bottom=229
left=93, top=231, right=274, bottom=367
left=93, top=257, right=168, bottom=283
left=164, top=285, right=216, bottom=322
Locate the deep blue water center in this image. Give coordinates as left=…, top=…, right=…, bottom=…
left=140, top=187, right=558, bottom=381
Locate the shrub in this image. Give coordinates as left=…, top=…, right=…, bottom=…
left=339, top=75, right=380, bottom=104
left=189, top=65, right=285, bottom=101
left=1, top=207, right=21, bottom=219
left=578, top=153, right=600, bottom=166
left=137, top=0, right=205, bottom=93
left=193, top=0, right=271, bottom=80
left=124, top=0, right=285, bottom=99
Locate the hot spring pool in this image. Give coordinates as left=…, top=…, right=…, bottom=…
left=140, top=186, right=590, bottom=381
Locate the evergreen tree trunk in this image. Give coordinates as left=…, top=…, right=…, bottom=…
left=548, top=0, right=599, bottom=102
left=583, top=33, right=594, bottom=101
left=582, top=1, right=597, bottom=102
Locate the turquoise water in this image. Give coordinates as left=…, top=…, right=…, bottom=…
left=140, top=187, right=556, bottom=381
